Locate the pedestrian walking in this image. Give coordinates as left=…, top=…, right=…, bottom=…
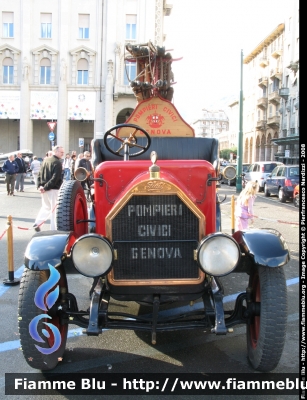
left=44, top=151, right=53, bottom=159
left=70, top=154, right=77, bottom=179
left=33, top=145, right=65, bottom=231
left=75, top=153, right=84, bottom=170
left=2, top=154, right=19, bottom=195
left=63, top=153, right=71, bottom=181
left=235, top=181, right=259, bottom=231
left=15, top=152, right=27, bottom=192
left=29, top=156, right=41, bottom=187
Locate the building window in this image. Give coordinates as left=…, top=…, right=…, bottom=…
left=272, top=78, right=279, bottom=92
left=2, top=12, right=14, bottom=38
left=78, top=14, right=89, bottom=39
left=41, top=13, right=52, bottom=38
left=3, top=57, right=14, bottom=84
left=126, top=15, right=136, bottom=40
left=124, top=60, right=136, bottom=85
left=40, top=58, right=51, bottom=84
left=77, top=58, right=89, bottom=84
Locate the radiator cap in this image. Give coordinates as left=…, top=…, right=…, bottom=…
left=149, top=151, right=160, bottom=179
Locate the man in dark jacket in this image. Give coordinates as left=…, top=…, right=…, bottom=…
left=33, top=145, right=64, bottom=231
left=2, top=154, right=19, bottom=195
left=15, top=152, right=27, bottom=192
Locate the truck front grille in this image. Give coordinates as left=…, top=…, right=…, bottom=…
left=111, top=195, right=200, bottom=281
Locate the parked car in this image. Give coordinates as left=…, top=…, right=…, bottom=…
left=0, top=162, right=4, bottom=180
left=244, top=161, right=284, bottom=192
left=264, top=165, right=300, bottom=203
left=293, top=184, right=299, bottom=208
left=220, top=160, right=229, bottom=166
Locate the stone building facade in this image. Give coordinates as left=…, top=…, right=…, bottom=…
left=192, top=109, right=229, bottom=141
left=243, top=0, right=299, bottom=164
left=0, top=0, right=171, bottom=156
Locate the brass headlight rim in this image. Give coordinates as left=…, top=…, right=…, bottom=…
left=71, top=233, right=114, bottom=278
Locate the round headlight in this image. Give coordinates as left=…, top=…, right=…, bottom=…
left=72, top=234, right=113, bottom=277
left=197, top=233, right=240, bottom=276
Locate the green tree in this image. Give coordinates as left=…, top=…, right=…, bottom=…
left=220, top=147, right=237, bottom=161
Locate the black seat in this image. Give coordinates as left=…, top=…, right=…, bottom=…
left=91, top=137, right=219, bottom=169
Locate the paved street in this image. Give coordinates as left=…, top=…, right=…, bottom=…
left=0, top=179, right=300, bottom=400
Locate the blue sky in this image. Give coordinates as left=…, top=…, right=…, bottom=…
left=164, top=0, right=292, bottom=123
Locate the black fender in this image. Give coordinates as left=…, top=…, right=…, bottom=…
left=24, top=230, right=77, bottom=272
left=233, top=228, right=290, bottom=273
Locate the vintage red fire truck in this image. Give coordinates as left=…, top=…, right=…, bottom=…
left=18, top=42, right=289, bottom=372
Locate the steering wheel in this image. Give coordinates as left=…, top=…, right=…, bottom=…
left=104, top=123, right=151, bottom=159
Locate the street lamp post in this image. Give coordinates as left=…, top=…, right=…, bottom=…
left=236, top=49, right=244, bottom=193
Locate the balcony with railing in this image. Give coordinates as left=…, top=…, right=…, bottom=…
left=268, top=90, right=281, bottom=105
left=278, top=87, right=289, bottom=100
left=270, top=68, right=282, bottom=80
left=259, top=57, right=269, bottom=68
left=258, top=76, right=268, bottom=87
left=257, top=97, right=268, bottom=109
left=271, top=46, right=283, bottom=59
left=267, top=115, right=280, bottom=127
left=256, top=119, right=267, bottom=130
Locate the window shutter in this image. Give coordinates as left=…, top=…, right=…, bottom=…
left=79, top=14, right=89, bottom=27
left=2, top=12, right=13, bottom=22
left=41, top=13, right=52, bottom=23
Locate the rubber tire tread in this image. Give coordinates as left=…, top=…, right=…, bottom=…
left=278, top=188, right=286, bottom=203
left=247, top=266, right=287, bottom=372
left=294, top=194, right=299, bottom=208
left=18, top=268, right=68, bottom=370
left=56, top=180, right=87, bottom=231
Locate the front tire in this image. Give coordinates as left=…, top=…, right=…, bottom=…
left=18, top=268, right=68, bottom=370
left=247, top=266, right=287, bottom=372
left=56, top=180, right=88, bottom=235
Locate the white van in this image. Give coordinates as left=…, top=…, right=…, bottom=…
left=244, top=161, right=284, bottom=192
